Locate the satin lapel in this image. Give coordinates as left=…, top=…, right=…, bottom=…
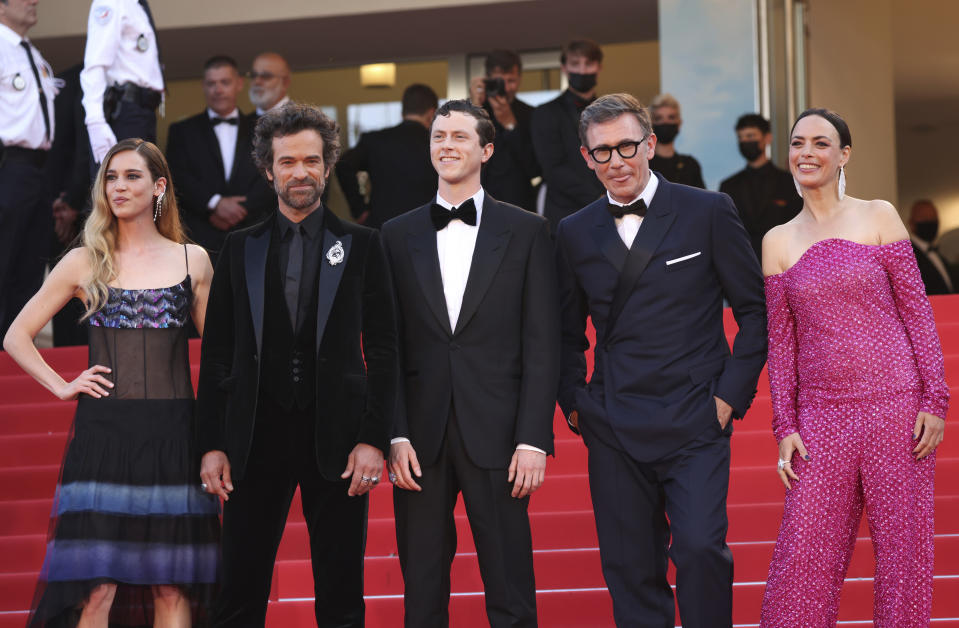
left=243, top=226, right=271, bottom=356
left=228, top=116, right=250, bottom=184
left=607, top=177, right=677, bottom=335
left=454, top=198, right=511, bottom=336
left=589, top=200, right=628, bottom=273
left=315, top=229, right=352, bottom=355
left=200, top=117, right=226, bottom=184
left=407, top=209, right=452, bottom=336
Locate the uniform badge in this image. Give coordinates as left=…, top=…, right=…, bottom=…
left=12, top=73, right=26, bottom=91
left=136, top=34, right=150, bottom=52
left=326, top=241, right=345, bottom=266
left=93, top=5, right=111, bottom=25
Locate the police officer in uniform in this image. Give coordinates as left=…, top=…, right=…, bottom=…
left=719, top=113, right=801, bottom=261
left=81, top=0, right=163, bottom=164
left=0, top=0, right=56, bottom=340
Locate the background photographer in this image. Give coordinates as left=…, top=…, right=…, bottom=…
left=469, top=49, right=540, bottom=211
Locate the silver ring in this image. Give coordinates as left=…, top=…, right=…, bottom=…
left=361, top=476, right=372, bottom=484
left=777, top=459, right=790, bottom=471
left=388, top=472, right=397, bottom=483
left=200, top=482, right=208, bottom=491
left=371, top=476, right=380, bottom=485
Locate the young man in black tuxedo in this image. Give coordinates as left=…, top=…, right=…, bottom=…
left=196, top=103, right=398, bottom=627
left=381, top=100, right=559, bottom=627
left=166, top=55, right=274, bottom=266
left=555, top=94, right=766, bottom=627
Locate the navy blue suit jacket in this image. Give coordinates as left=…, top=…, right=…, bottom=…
left=555, top=173, right=767, bottom=461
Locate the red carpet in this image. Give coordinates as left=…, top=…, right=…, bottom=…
left=2, top=297, right=959, bottom=627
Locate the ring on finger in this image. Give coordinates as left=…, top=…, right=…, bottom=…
left=361, top=476, right=371, bottom=484
left=777, top=458, right=790, bottom=471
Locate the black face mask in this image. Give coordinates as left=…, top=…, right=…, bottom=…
left=567, top=72, right=597, bottom=93
left=653, top=123, right=679, bottom=144
left=739, top=140, right=763, bottom=162
left=914, top=220, right=939, bottom=244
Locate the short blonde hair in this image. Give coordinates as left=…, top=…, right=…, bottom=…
left=649, top=93, right=681, bottom=116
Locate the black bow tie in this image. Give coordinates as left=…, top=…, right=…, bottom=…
left=608, top=198, right=647, bottom=219
left=211, top=117, right=238, bottom=126
left=430, top=198, right=477, bottom=230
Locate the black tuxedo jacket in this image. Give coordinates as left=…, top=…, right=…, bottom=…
left=531, top=91, right=605, bottom=232
left=912, top=240, right=956, bottom=296
left=166, top=111, right=275, bottom=254
left=335, top=119, right=437, bottom=229
left=482, top=98, right=540, bottom=212
left=45, top=64, right=90, bottom=211
left=381, top=195, right=560, bottom=469
left=555, top=174, right=767, bottom=461
left=196, top=210, right=398, bottom=483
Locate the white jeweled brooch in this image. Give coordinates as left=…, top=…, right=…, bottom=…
left=326, top=240, right=345, bottom=266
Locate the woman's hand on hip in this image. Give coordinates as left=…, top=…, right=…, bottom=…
left=57, top=365, right=113, bottom=400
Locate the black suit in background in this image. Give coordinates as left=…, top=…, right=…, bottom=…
left=382, top=194, right=560, bottom=627
left=555, top=174, right=767, bottom=627
left=649, top=153, right=706, bottom=189
left=196, top=208, right=398, bottom=627
left=481, top=98, right=540, bottom=212
left=531, top=90, right=605, bottom=232
left=166, top=111, right=275, bottom=265
left=45, top=64, right=91, bottom=346
left=911, top=237, right=957, bottom=295
left=719, top=161, right=802, bottom=261
left=335, top=119, right=436, bottom=229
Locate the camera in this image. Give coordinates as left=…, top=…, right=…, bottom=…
left=483, top=77, right=506, bottom=98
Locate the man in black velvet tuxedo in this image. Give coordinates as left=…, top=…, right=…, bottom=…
left=555, top=94, right=767, bottom=627
left=196, top=103, right=398, bottom=627
left=335, top=83, right=438, bottom=228
left=531, top=39, right=606, bottom=232
left=382, top=100, right=559, bottom=627
left=166, top=55, right=274, bottom=266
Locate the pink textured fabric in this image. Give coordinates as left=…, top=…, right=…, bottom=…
left=760, top=238, right=947, bottom=627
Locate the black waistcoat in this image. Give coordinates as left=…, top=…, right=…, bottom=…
left=259, top=231, right=320, bottom=411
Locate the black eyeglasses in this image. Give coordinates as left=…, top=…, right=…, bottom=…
left=587, top=136, right=648, bottom=164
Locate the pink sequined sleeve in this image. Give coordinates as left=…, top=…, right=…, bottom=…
left=881, top=240, right=950, bottom=419
left=765, top=274, right=800, bottom=442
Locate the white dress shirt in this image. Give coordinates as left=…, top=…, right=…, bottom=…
left=608, top=173, right=659, bottom=249
left=0, top=24, right=56, bottom=150
left=80, top=0, right=164, bottom=126
left=206, top=107, right=240, bottom=210
left=912, top=234, right=954, bottom=292
left=392, top=187, right=544, bottom=455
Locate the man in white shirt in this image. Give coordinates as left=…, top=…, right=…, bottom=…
left=166, top=55, right=274, bottom=265
left=80, top=0, right=164, bottom=164
left=381, top=99, right=560, bottom=627
left=248, top=52, right=291, bottom=117
left=0, top=0, right=57, bottom=338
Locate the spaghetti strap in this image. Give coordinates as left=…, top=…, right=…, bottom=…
left=183, top=243, right=189, bottom=274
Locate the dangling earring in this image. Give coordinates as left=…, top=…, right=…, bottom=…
left=154, top=192, right=165, bottom=222
left=837, top=166, right=846, bottom=201
left=793, top=176, right=803, bottom=198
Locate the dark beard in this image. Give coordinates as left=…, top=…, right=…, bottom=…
left=278, top=177, right=324, bottom=210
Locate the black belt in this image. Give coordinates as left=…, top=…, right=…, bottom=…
left=105, top=82, right=163, bottom=112
left=0, top=145, right=47, bottom=169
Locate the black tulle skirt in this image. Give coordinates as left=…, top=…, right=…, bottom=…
left=27, top=398, right=220, bottom=627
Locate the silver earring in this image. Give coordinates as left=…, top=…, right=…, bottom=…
left=837, top=166, right=846, bottom=201
left=154, top=192, right=165, bottom=222
left=793, top=176, right=803, bottom=198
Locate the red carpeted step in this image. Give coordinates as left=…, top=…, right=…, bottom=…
left=0, top=466, right=59, bottom=501
left=0, top=534, right=46, bottom=574
left=0, top=433, right=69, bottom=468
left=0, top=572, right=36, bottom=613
left=0, top=499, right=50, bottom=536
left=0, top=401, right=74, bottom=436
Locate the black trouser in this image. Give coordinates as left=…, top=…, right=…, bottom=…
left=89, top=97, right=158, bottom=174
left=214, top=397, right=369, bottom=628
left=394, top=410, right=537, bottom=628
left=0, top=157, right=51, bottom=340
left=581, top=414, right=733, bottom=628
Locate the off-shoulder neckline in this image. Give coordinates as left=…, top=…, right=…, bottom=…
left=765, top=238, right=910, bottom=280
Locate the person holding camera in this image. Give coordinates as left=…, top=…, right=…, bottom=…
left=469, top=50, right=540, bottom=212
left=80, top=0, right=164, bottom=165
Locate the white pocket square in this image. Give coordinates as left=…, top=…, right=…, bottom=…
left=666, top=251, right=702, bottom=265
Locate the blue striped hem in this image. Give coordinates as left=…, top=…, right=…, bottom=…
left=42, top=539, right=218, bottom=583
left=56, top=481, right=219, bottom=516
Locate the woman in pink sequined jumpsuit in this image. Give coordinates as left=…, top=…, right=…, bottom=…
left=759, top=109, right=948, bottom=627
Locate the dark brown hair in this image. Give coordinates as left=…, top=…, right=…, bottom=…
left=252, top=102, right=340, bottom=179
left=431, top=99, right=495, bottom=147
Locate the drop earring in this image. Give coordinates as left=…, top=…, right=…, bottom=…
left=793, top=176, right=803, bottom=198
left=154, top=192, right=165, bottom=222
left=837, top=166, right=846, bottom=201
